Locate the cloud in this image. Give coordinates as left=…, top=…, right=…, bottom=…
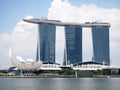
left=48, top=0, right=120, bottom=65
left=11, top=15, right=37, bottom=56
left=0, top=15, right=38, bottom=69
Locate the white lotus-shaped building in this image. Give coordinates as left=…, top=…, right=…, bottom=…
left=9, top=49, right=42, bottom=70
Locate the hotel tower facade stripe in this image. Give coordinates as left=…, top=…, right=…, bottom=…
left=64, top=25, right=82, bottom=64
left=92, top=26, right=110, bottom=65
left=38, top=23, right=56, bottom=63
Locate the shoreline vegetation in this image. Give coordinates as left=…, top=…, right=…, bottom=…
left=0, top=75, right=120, bottom=78
left=0, top=69, right=120, bottom=78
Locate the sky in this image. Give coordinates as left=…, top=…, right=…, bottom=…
left=0, top=0, right=120, bottom=69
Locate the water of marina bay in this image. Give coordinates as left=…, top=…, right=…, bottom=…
left=0, top=78, right=120, bottom=90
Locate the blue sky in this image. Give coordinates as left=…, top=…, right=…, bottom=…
left=0, top=0, right=120, bottom=33
left=69, top=0, right=120, bottom=8
left=0, top=0, right=120, bottom=68
left=0, top=0, right=52, bottom=33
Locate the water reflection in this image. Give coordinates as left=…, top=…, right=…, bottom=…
left=0, top=78, right=120, bottom=90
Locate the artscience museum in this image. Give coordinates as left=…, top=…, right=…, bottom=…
left=9, top=49, right=42, bottom=70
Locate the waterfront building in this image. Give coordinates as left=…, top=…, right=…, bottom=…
left=92, top=26, right=110, bottom=65
left=23, top=19, right=110, bottom=66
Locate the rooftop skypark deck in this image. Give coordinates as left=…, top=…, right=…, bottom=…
left=23, top=18, right=110, bottom=27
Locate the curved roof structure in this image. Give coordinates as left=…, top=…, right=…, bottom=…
left=9, top=49, right=42, bottom=70
left=43, top=61, right=60, bottom=65
left=73, top=61, right=104, bottom=66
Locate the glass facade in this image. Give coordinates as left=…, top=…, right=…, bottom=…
left=64, top=25, right=82, bottom=65
left=92, top=26, right=110, bottom=65
left=37, top=23, right=56, bottom=63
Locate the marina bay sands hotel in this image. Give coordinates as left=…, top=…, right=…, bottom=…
left=23, top=18, right=110, bottom=65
